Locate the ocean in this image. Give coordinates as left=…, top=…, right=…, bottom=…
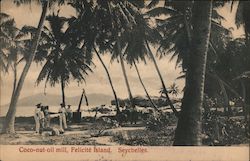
left=0, top=105, right=116, bottom=117
left=0, top=104, right=181, bottom=117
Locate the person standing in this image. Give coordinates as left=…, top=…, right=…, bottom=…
left=39, top=106, right=45, bottom=133
left=59, top=103, right=67, bottom=131
left=66, top=105, right=73, bottom=123
left=43, top=106, right=50, bottom=128
left=34, top=103, right=42, bottom=134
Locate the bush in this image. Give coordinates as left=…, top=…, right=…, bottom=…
left=202, top=111, right=249, bottom=145
left=89, top=117, right=119, bottom=137
left=145, top=112, right=177, bottom=131
left=111, top=128, right=174, bottom=146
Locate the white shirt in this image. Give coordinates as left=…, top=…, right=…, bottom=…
left=38, top=111, right=45, bottom=119
left=59, top=107, right=66, bottom=115
left=34, top=108, right=40, bottom=118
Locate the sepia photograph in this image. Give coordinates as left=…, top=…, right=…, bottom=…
left=0, top=0, right=249, bottom=160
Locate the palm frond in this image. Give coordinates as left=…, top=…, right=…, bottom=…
left=146, top=0, right=160, bottom=9
left=146, top=7, right=177, bottom=17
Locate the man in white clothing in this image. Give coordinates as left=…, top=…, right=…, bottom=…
left=39, top=106, right=45, bottom=131
left=66, top=105, right=73, bottom=123
left=59, top=103, right=67, bottom=131
left=43, top=106, right=50, bottom=128
left=34, top=103, right=42, bottom=133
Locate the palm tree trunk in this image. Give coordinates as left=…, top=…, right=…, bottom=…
left=133, top=61, right=159, bottom=111
left=10, top=62, right=17, bottom=100
left=2, top=1, right=48, bottom=134
left=145, top=40, right=179, bottom=117
left=120, top=54, right=135, bottom=108
left=173, top=1, right=212, bottom=145
left=60, top=76, right=65, bottom=105
left=94, top=48, right=120, bottom=115
left=5, top=63, right=18, bottom=132
left=184, top=13, right=192, bottom=43
left=118, top=37, right=135, bottom=108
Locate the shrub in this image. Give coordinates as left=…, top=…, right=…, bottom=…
left=202, top=111, right=249, bottom=145
left=89, top=117, right=118, bottom=137
left=145, top=112, right=177, bottom=131
left=111, top=128, right=174, bottom=146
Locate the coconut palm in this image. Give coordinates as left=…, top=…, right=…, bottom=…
left=115, top=14, right=159, bottom=110
left=173, top=1, right=213, bottom=145
left=147, top=0, right=216, bottom=145
left=2, top=0, right=68, bottom=134
left=0, top=13, right=18, bottom=72
left=147, top=1, right=233, bottom=119
left=118, top=18, right=179, bottom=114
left=67, top=0, right=145, bottom=112
left=2, top=1, right=48, bottom=134
left=105, top=0, right=145, bottom=109
left=0, top=15, right=30, bottom=114
left=5, top=27, right=30, bottom=99
left=147, top=1, right=230, bottom=71
left=146, top=41, right=179, bottom=116
left=135, top=62, right=156, bottom=105
left=111, top=11, right=171, bottom=112
left=119, top=49, right=135, bottom=108
left=66, top=0, right=122, bottom=115
left=104, top=1, right=179, bottom=115
left=35, top=13, right=93, bottom=105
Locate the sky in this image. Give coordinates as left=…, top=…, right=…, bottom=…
left=0, top=1, right=244, bottom=106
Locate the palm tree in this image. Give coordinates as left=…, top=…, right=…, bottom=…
left=106, top=1, right=145, bottom=109
left=2, top=0, right=68, bottom=134
left=93, top=48, right=120, bottom=115
left=68, top=0, right=145, bottom=111
left=0, top=13, right=18, bottom=72
left=173, top=1, right=213, bottom=145
left=0, top=15, right=29, bottom=116
left=2, top=0, right=49, bottom=134
left=117, top=36, right=135, bottom=108
left=113, top=12, right=163, bottom=111
left=147, top=1, right=229, bottom=71
left=133, top=61, right=158, bottom=110
left=67, top=0, right=122, bottom=115
left=146, top=41, right=179, bottom=116
left=35, top=13, right=93, bottom=105
left=106, top=1, right=179, bottom=114
left=107, top=1, right=145, bottom=110
left=147, top=1, right=232, bottom=118
left=5, top=27, right=30, bottom=101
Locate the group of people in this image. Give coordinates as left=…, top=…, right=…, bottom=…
left=34, top=103, right=73, bottom=134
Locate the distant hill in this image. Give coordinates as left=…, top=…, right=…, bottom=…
left=1, top=93, right=113, bottom=107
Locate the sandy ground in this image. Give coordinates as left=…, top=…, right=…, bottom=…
left=0, top=110, right=248, bottom=146
left=0, top=122, right=146, bottom=145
